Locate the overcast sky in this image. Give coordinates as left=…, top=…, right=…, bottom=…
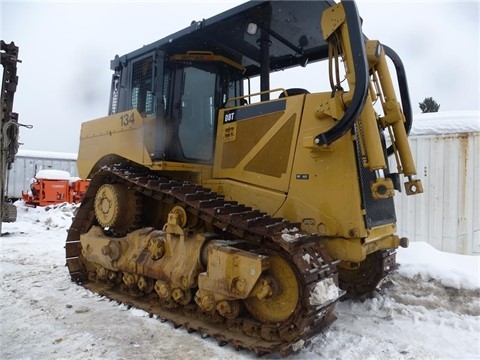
left=2, top=0, right=479, bottom=154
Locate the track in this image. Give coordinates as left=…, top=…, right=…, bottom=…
left=65, top=164, right=341, bottom=356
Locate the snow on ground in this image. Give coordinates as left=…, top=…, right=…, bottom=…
left=1, top=202, right=479, bottom=360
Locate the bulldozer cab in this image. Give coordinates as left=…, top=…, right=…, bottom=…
left=109, top=49, right=245, bottom=164
left=106, top=0, right=357, bottom=165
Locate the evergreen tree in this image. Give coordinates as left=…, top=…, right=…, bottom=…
left=419, top=97, right=440, bottom=113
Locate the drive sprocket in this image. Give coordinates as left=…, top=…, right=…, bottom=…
left=94, top=183, right=140, bottom=235
left=338, top=250, right=396, bottom=298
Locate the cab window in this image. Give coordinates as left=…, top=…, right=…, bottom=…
left=131, top=55, right=156, bottom=116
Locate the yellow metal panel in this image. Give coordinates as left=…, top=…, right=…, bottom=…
left=244, top=115, right=296, bottom=178
left=220, top=113, right=279, bottom=169
left=77, top=109, right=152, bottom=178
left=323, top=233, right=402, bottom=263
left=213, top=96, right=304, bottom=193
left=274, top=93, right=367, bottom=239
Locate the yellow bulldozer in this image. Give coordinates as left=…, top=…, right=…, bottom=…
left=66, top=0, right=423, bottom=356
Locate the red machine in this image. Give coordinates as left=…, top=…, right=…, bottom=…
left=22, top=170, right=89, bottom=207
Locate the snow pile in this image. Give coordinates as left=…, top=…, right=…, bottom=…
left=1, top=202, right=479, bottom=360
left=397, top=242, right=480, bottom=290
left=12, top=201, right=79, bottom=230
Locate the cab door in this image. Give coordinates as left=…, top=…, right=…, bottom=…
left=167, top=65, right=218, bottom=163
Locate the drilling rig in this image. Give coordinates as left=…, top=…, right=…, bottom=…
left=1, top=41, right=21, bottom=234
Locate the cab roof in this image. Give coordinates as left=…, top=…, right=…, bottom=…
left=112, top=0, right=338, bottom=76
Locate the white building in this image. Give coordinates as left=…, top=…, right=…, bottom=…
left=392, top=111, right=480, bottom=255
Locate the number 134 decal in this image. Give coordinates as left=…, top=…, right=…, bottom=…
left=120, top=112, right=135, bottom=126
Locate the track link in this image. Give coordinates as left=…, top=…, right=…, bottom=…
left=65, top=164, right=341, bottom=356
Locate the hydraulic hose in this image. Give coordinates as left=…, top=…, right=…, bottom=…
left=383, top=45, right=413, bottom=156
left=314, top=1, right=369, bottom=146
